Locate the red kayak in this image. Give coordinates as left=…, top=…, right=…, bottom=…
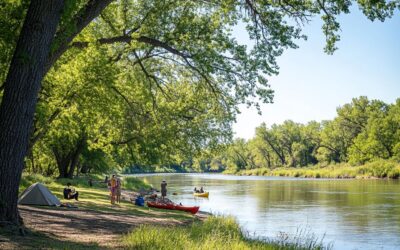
left=147, top=201, right=200, bottom=214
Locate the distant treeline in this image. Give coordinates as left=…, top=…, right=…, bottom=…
left=23, top=95, right=400, bottom=177
left=195, top=96, right=400, bottom=173
left=122, top=164, right=188, bottom=174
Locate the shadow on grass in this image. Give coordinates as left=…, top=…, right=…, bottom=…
left=0, top=227, right=100, bottom=250
left=19, top=206, right=138, bottom=234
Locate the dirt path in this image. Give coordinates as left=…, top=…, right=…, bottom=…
left=0, top=205, right=205, bottom=249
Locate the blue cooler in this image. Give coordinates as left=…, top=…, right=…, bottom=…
left=135, top=196, right=145, bottom=206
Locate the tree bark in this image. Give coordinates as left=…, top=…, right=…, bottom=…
left=263, top=135, right=286, bottom=166
left=53, top=147, right=71, bottom=178
left=0, top=0, right=64, bottom=226
left=67, top=138, right=85, bottom=178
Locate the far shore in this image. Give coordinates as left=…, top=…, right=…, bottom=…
left=125, top=160, right=400, bottom=180
left=226, top=160, right=400, bottom=180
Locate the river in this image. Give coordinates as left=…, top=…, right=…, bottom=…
left=132, top=173, right=400, bottom=249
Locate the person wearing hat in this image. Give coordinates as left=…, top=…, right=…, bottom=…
left=161, top=180, right=167, bottom=200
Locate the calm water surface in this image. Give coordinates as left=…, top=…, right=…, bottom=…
left=133, top=173, right=400, bottom=250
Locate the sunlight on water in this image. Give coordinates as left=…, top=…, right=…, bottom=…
left=132, top=173, right=400, bottom=250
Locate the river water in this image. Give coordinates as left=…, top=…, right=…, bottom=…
left=132, top=173, right=400, bottom=249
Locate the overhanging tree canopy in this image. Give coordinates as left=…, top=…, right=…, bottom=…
left=0, top=0, right=398, bottom=227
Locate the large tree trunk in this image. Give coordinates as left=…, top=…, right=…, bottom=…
left=53, top=147, right=71, bottom=178
left=67, top=141, right=85, bottom=178
left=0, top=0, right=64, bottom=226
left=53, top=134, right=86, bottom=179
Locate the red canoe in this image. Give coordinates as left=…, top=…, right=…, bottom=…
left=147, top=201, right=200, bottom=214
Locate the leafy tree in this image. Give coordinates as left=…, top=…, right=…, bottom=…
left=316, top=119, right=348, bottom=163
left=221, top=138, right=253, bottom=171
left=1, top=0, right=399, bottom=227
left=317, top=97, right=387, bottom=163
left=349, top=99, right=400, bottom=164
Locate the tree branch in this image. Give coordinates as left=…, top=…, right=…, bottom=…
left=45, top=0, right=114, bottom=74
left=70, top=35, right=191, bottom=58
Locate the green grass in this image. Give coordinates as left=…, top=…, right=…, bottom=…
left=8, top=174, right=201, bottom=249
left=234, top=159, right=400, bottom=179
left=122, top=216, right=329, bottom=250
left=17, top=175, right=331, bottom=249
left=18, top=173, right=192, bottom=220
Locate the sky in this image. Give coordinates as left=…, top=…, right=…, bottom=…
left=232, top=8, right=400, bottom=139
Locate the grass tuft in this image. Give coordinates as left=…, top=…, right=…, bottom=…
left=123, top=216, right=331, bottom=250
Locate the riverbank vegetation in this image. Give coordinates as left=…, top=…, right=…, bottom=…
left=1, top=0, right=399, bottom=227
left=199, top=97, right=400, bottom=178
left=9, top=174, right=331, bottom=250
left=234, top=160, right=400, bottom=179
left=123, top=216, right=329, bottom=250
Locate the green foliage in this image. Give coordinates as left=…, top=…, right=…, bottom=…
left=206, top=97, right=400, bottom=177
left=236, top=160, right=400, bottom=179
left=349, top=99, right=400, bottom=164
left=122, top=176, right=152, bottom=190
left=19, top=173, right=106, bottom=192
left=0, top=0, right=29, bottom=84
left=2, top=0, right=399, bottom=178
left=19, top=173, right=54, bottom=191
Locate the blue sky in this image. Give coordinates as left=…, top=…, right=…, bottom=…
left=233, top=8, right=400, bottom=139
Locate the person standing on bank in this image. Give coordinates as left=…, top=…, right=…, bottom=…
left=116, top=176, right=122, bottom=204
left=161, top=180, right=167, bottom=200
left=110, top=175, right=117, bottom=204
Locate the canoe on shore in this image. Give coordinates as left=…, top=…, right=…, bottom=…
left=193, top=192, right=209, bottom=198
left=147, top=201, right=200, bottom=214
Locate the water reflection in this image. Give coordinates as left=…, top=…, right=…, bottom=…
left=133, top=173, right=400, bottom=250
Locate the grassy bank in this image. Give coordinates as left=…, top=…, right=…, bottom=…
left=231, top=160, right=400, bottom=179
left=18, top=174, right=162, bottom=215
left=13, top=174, right=331, bottom=249
left=123, top=216, right=329, bottom=250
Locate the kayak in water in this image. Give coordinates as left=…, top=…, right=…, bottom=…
left=193, top=192, right=209, bottom=198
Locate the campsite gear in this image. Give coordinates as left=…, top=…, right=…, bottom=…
left=135, top=196, right=145, bottom=206
left=60, top=203, right=78, bottom=208
left=18, top=182, right=61, bottom=206
left=193, top=192, right=209, bottom=198
left=147, top=201, right=200, bottom=214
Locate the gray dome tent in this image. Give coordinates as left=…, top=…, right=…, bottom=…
left=18, top=182, right=61, bottom=206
